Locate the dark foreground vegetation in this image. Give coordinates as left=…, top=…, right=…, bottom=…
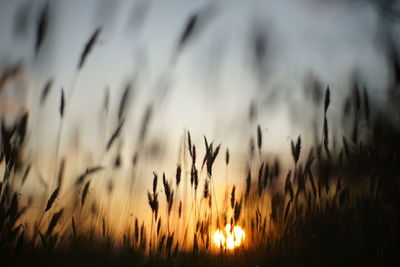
left=1, top=82, right=400, bottom=266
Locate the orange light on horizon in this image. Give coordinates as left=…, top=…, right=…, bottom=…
left=213, top=224, right=245, bottom=249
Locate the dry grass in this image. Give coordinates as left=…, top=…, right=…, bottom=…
left=1, top=4, right=400, bottom=266
left=1, top=89, right=399, bottom=266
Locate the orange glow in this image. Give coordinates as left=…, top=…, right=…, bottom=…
left=213, top=224, right=245, bottom=249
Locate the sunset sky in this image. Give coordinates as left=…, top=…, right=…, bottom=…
left=0, top=0, right=399, bottom=204
left=1, top=3, right=400, bottom=260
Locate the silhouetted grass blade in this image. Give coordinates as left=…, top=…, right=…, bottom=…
left=35, top=3, right=49, bottom=56
left=78, top=28, right=102, bottom=70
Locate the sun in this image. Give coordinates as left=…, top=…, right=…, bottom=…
left=213, top=224, right=245, bottom=249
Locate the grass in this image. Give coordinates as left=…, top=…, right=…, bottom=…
left=1, top=3, right=400, bottom=266
left=1, top=83, right=399, bottom=266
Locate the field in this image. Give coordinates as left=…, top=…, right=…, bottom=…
left=1, top=1, right=400, bottom=266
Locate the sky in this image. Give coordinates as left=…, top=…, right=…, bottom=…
left=1, top=0, right=400, bottom=219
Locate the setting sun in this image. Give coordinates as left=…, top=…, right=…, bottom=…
left=213, top=224, right=245, bottom=249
